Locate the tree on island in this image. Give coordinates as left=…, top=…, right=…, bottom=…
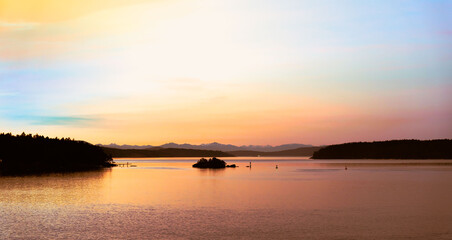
left=0, top=132, right=115, bottom=174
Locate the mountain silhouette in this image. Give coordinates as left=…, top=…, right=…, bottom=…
left=99, top=142, right=313, bottom=152
left=101, top=147, right=234, bottom=158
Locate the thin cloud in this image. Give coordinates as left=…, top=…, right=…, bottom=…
left=9, top=115, right=99, bottom=126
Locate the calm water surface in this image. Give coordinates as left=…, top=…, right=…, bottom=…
left=1, top=157, right=452, bottom=239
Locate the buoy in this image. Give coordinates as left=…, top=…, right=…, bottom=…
left=276, top=165, right=278, bottom=169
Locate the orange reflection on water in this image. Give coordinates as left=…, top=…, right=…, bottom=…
left=103, top=159, right=452, bottom=211
left=2, top=158, right=452, bottom=239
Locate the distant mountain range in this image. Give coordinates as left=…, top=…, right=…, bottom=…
left=101, top=146, right=321, bottom=158
left=102, top=147, right=234, bottom=158
left=98, top=142, right=314, bottom=152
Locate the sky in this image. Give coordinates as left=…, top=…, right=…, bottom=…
left=0, top=0, right=451, bottom=146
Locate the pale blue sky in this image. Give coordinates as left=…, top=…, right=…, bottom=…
left=0, top=0, right=451, bottom=145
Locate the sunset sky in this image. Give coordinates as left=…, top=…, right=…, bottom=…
left=0, top=0, right=451, bottom=146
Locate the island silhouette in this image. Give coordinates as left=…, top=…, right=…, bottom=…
left=0, top=133, right=115, bottom=174
left=193, top=157, right=227, bottom=168
left=311, top=139, right=452, bottom=159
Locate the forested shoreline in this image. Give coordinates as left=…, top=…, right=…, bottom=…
left=0, top=133, right=114, bottom=174
left=311, top=140, right=452, bottom=159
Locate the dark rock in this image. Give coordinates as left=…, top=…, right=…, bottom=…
left=192, top=157, right=226, bottom=168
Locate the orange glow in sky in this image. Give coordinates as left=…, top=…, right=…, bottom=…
left=0, top=0, right=451, bottom=145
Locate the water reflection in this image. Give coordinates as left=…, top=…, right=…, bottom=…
left=1, top=158, right=452, bottom=239
left=0, top=169, right=109, bottom=205
left=195, top=168, right=226, bottom=176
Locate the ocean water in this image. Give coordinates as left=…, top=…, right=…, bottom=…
left=1, top=157, right=452, bottom=239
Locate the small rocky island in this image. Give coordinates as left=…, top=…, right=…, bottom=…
left=193, top=157, right=236, bottom=168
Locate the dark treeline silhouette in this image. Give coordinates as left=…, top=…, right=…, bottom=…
left=0, top=133, right=114, bottom=174
left=102, top=147, right=233, bottom=158
left=311, top=139, right=452, bottom=159
left=102, top=146, right=319, bottom=157
left=192, top=157, right=226, bottom=168
left=228, top=146, right=322, bottom=157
